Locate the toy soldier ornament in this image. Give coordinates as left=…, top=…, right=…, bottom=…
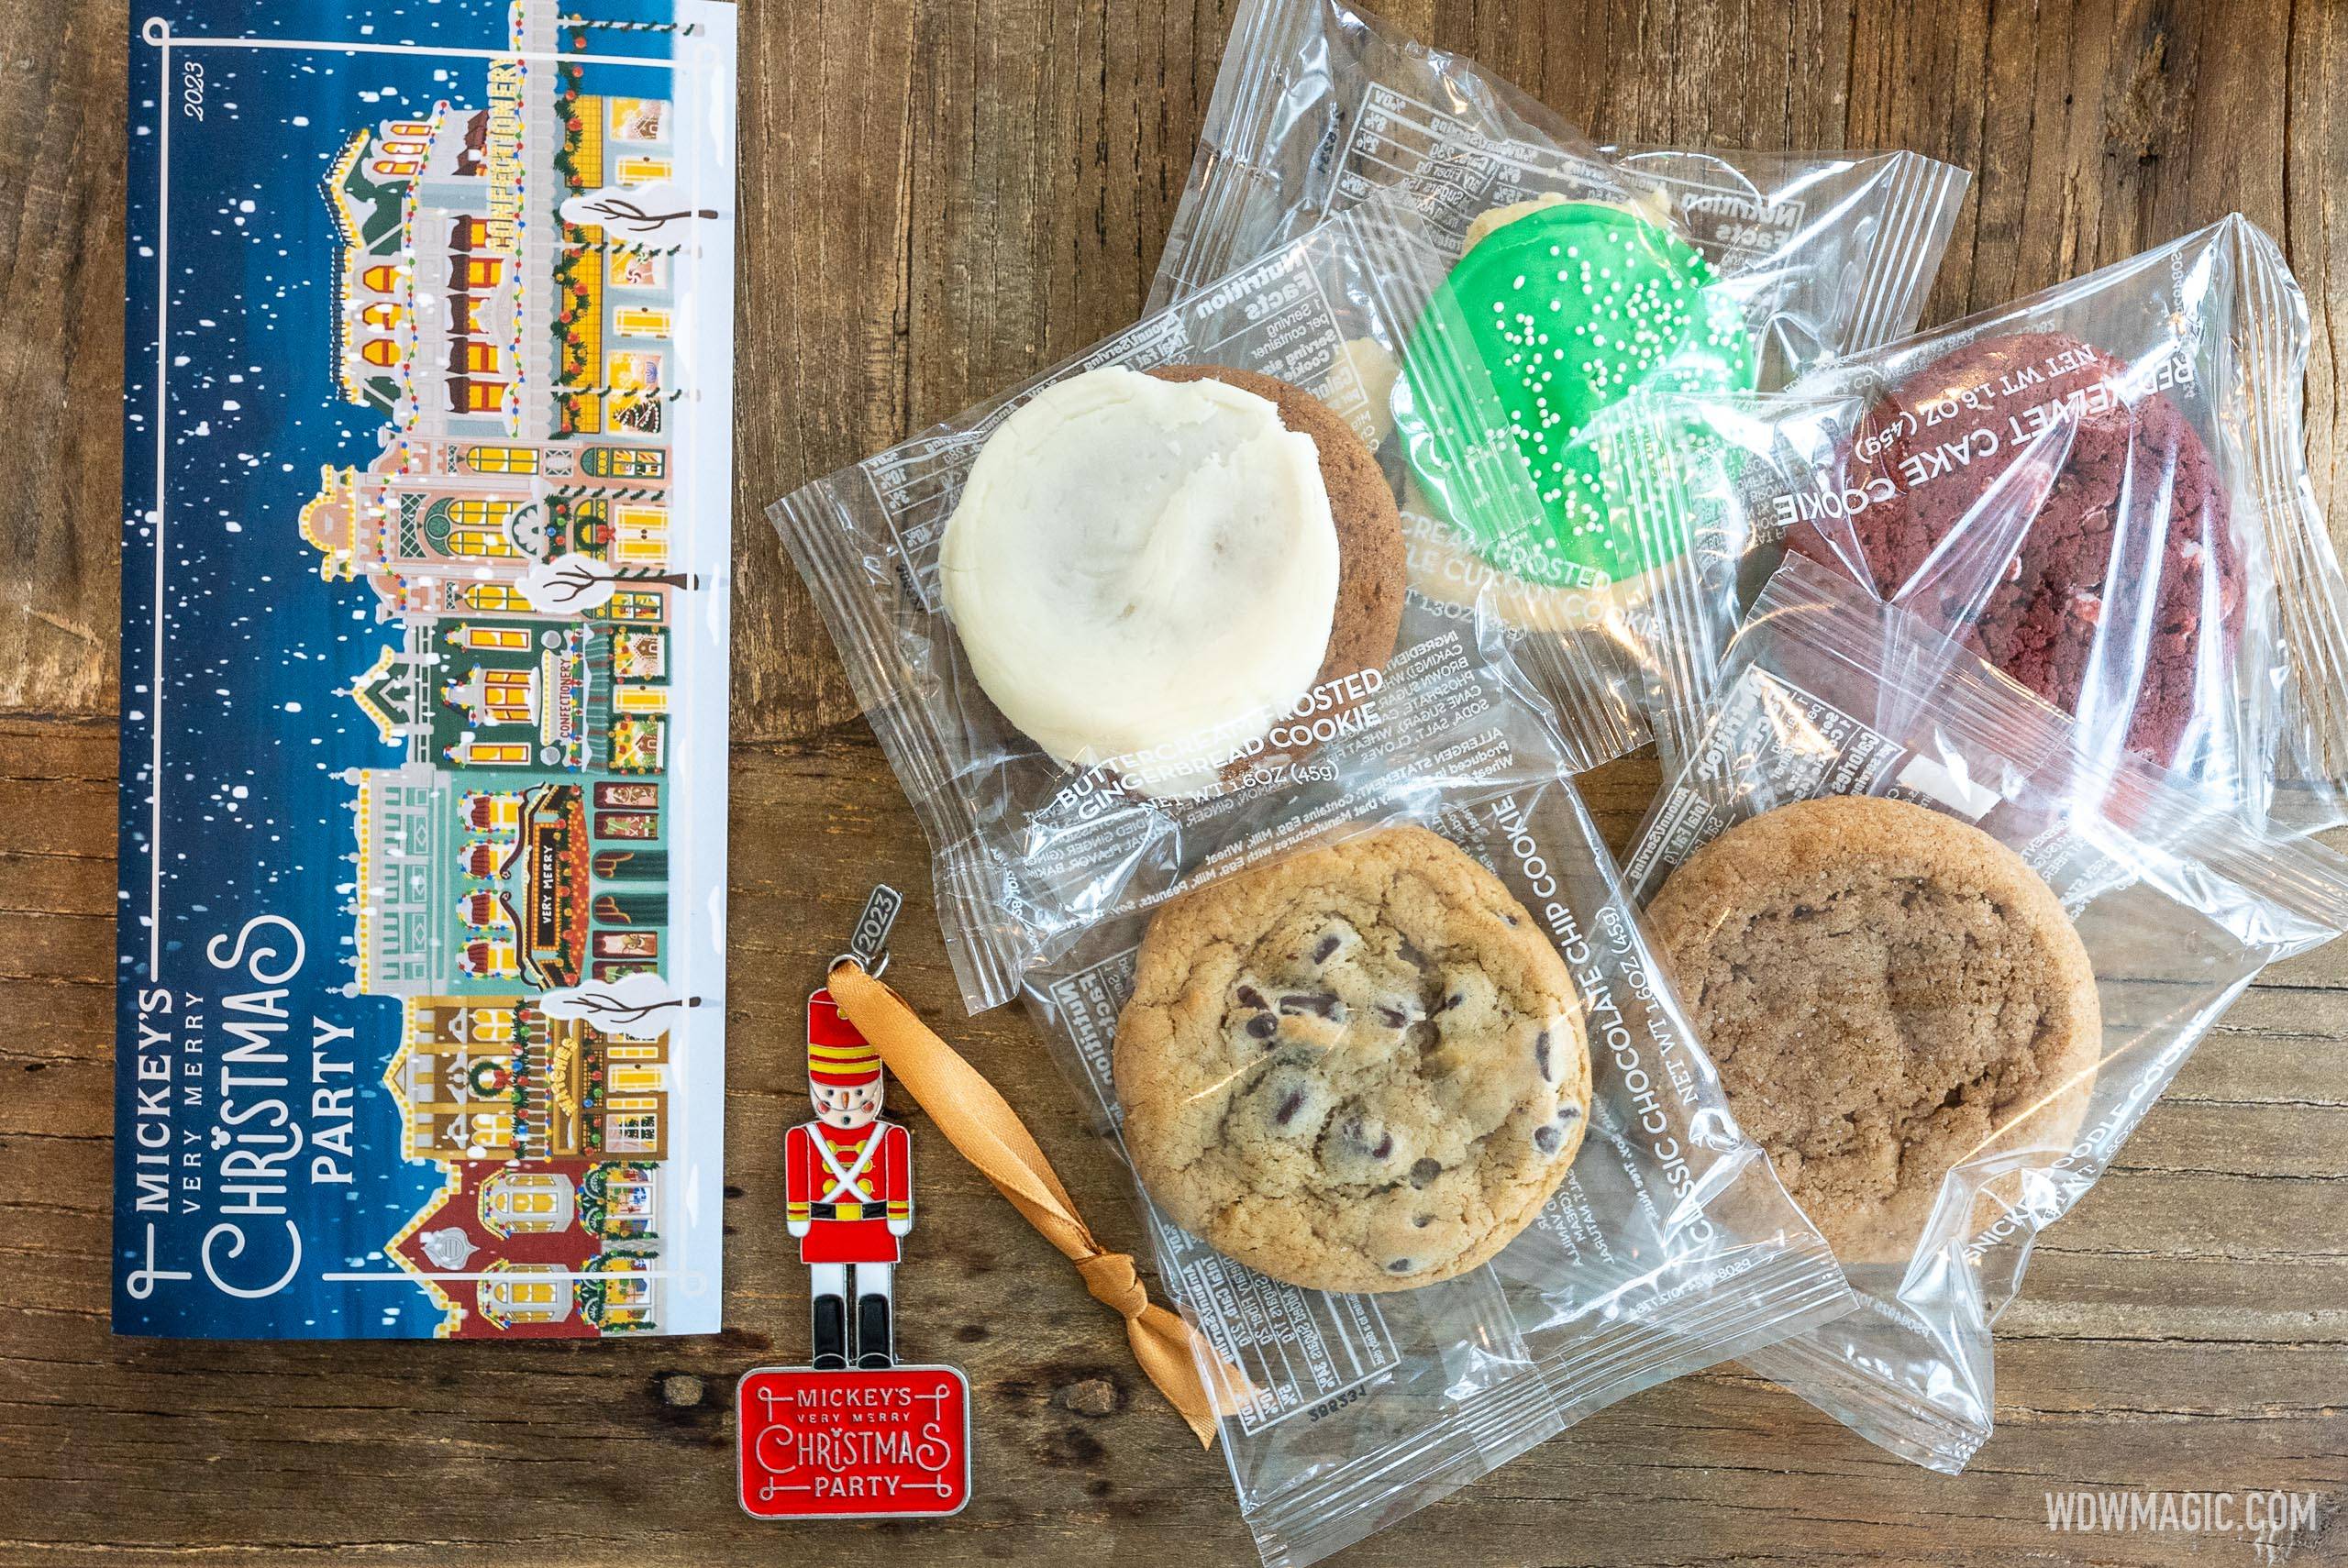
left=739, top=888, right=975, bottom=1521
left=787, top=992, right=913, bottom=1369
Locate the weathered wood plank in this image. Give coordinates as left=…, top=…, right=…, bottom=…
left=7, top=716, right=2348, bottom=1564
left=9, top=0, right=2348, bottom=1561
left=0, top=0, right=125, bottom=717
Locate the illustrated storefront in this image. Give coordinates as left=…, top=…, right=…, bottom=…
left=546, top=491, right=673, bottom=572
left=383, top=1155, right=663, bottom=1339
left=342, top=613, right=670, bottom=777
left=301, top=70, right=685, bottom=622
left=553, top=82, right=684, bottom=444
left=346, top=763, right=674, bottom=997
left=433, top=614, right=670, bottom=773
left=382, top=994, right=671, bottom=1165
left=299, top=448, right=680, bottom=624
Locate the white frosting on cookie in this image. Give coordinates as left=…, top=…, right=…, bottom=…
left=941, top=366, right=1339, bottom=794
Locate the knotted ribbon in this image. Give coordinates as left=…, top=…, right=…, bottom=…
left=826, top=957, right=1249, bottom=1447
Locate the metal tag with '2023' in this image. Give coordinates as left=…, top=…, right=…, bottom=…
left=737, top=1364, right=972, bottom=1518
left=845, top=883, right=903, bottom=973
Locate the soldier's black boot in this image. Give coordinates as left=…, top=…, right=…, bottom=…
left=855, top=1293, right=894, bottom=1369
left=812, top=1293, right=848, bottom=1370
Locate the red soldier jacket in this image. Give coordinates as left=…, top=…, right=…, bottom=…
left=784, top=1120, right=912, bottom=1264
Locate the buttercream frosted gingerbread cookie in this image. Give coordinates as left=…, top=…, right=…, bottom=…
left=1115, top=825, right=1590, bottom=1293
left=1646, top=796, right=2101, bottom=1262
left=941, top=364, right=1402, bottom=795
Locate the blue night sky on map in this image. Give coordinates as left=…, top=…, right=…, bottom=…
left=116, top=0, right=683, bottom=1339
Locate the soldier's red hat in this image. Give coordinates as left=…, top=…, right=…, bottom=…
left=806, top=988, right=880, bottom=1087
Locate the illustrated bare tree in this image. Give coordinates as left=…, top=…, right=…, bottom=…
left=518, top=552, right=701, bottom=615
left=559, top=183, right=719, bottom=236
left=575, top=193, right=718, bottom=232
left=538, top=974, right=703, bottom=1042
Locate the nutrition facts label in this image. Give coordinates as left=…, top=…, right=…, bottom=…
left=1046, top=946, right=1404, bottom=1437
left=1642, top=171, right=1806, bottom=323
left=1627, top=673, right=1903, bottom=890
left=862, top=432, right=981, bottom=609
left=1629, top=662, right=2077, bottom=902
left=1649, top=172, right=1811, bottom=268
left=1046, top=945, right=1138, bottom=1124
left=1158, top=1211, right=1401, bottom=1436
left=1180, top=255, right=1354, bottom=422
left=1322, top=86, right=1812, bottom=329
left=1327, top=83, right=1615, bottom=246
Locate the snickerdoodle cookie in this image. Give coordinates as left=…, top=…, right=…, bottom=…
left=1646, top=795, right=2101, bottom=1262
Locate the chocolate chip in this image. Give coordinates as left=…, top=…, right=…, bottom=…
left=1556, top=1101, right=1581, bottom=1124
left=1235, top=984, right=1267, bottom=1011
left=1280, top=991, right=1342, bottom=1020
left=1412, top=1214, right=1432, bottom=1229
left=1245, top=1014, right=1278, bottom=1041
left=1385, top=1259, right=1414, bottom=1274
left=1378, top=1006, right=1407, bottom=1028
left=1534, top=1030, right=1552, bottom=1081
left=1339, top=1117, right=1392, bottom=1163
left=1533, top=1122, right=1563, bottom=1154
left=1273, top=1091, right=1305, bottom=1126
left=1310, top=933, right=1340, bottom=963
left=1435, top=991, right=1463, bottom=1013
left=1396, top=939, right=1425, bottom=968
left=1409, top=1158, right=1441, bottom=1188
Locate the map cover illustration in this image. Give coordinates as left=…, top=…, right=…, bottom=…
left=115, top=0, right=737, bottom=1338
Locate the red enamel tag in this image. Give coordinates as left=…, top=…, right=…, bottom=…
left=737, top=1364, right=972, bottom=1519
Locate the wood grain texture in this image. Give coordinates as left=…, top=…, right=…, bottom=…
left=0, top=0, right=123, bottom=717
left=6, top=0, right=2348, bottom=1563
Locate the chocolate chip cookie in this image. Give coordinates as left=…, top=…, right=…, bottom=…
left=1114, top=825, right=1590, bottom=1293
left=1645, top=796, right=2101, bottom=1263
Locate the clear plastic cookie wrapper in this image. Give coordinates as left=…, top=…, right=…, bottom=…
left=1011, top=663, right=1849, bottom=1568
left=1146, top=0, right=1970, bottom=767
left=1150, top=0, right=1968, bottom=371
left=1619, top=555, right=2348, bottom=1473
left=775, top=191, right=1676, bottom=1018
left=773, top=193, right=1850, bottom=1568
left=1605, top=215, right=2348, bottom=835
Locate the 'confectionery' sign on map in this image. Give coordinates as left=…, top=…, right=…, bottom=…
left=114, top=0, right=736, bottom=1338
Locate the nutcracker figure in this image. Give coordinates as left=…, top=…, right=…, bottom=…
left=786, top=990, right=914, bottom=1370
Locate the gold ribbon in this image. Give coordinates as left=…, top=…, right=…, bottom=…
left=826, top=957, right=1247, bottom=1448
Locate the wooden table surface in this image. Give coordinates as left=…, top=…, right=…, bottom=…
left=9, top=1, right=2348, bottom=1563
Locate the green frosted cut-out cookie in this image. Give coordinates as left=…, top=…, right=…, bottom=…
left=1394, top=202, right=1755, bottom=591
